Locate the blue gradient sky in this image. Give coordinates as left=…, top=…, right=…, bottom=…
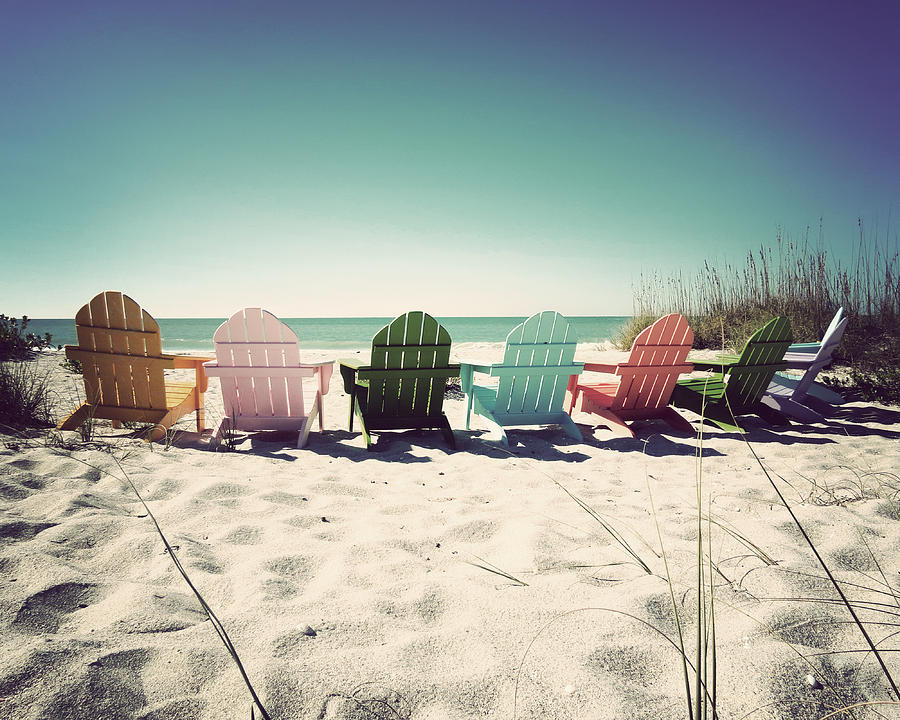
left=2, top=1, right=898, bottom=318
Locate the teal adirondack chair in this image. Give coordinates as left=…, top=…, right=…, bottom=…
left=670, top=316, right=793, bottom=432
left=460, top=311, right=584, bottom=447
left=339, top=311, right=460, bottom=450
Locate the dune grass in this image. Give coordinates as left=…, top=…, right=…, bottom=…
left=0, top=360, right=54, bottom=430
left=617, top=221, right=899, bottom=403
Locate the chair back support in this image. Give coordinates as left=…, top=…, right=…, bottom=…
left=212, top=308, right=308, bottom=424
left=361, top=311, right=455, bottom=419
left=612, top=313, right=693, bottom=411
left=493, top=311, right=580, bottom=416
left=726, top=316, right=793, bottom=407
left=70, top=291, right=168, bottom=410
left=813, top=317, right=848, bottom=364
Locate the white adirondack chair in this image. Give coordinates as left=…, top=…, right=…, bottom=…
left=203, top=308, right=333, bottom=448
left=761, top=315, right=848, bottom=421
left=787, top=307, right=843, bottom=355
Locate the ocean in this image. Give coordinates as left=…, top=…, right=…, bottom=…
left=25, top=316, right=629, bottom=353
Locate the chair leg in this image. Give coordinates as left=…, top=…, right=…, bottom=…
left=439, top=414, right=456, bottom=450
left=805, top=381, right=846, bottom=405
left=356, top=406, right=373, bottom=451
left=761, top=395, right=824, bottom=423
left=660, top=408, right=696, bottom=435
left=701, top=404, right=744, bottom=433
left=57, top=404, right=92, bottom=432
left=559, top=414, right=585, bottom=441
left=298, top=402, right=320, bottom=449
left=208, top=418, right=233, bottom=450
left=317, top=392, right=325, bottom=430
left=590, top=408, right=635, bottom=438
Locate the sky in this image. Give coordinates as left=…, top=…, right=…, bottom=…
left=1, top=0, right=898, bottom=318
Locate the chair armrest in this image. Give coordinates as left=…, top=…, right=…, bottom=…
left=339, top=359, right=367, bottom=393
left=458, top=362, right=492, bottom=394
left=458, top=362, right=492, bottom=374
left=581, top=362, right=619, bottom=374
left=306, top=362, right=334, bottom=394
left=171, top=355, right=212, bottom=392
left=690, top=354, right=738, bottom=371
left=788, top=341, right=821, bottom=352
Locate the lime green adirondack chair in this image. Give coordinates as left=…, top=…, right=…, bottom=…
left=460, top=311, right=584, bottom=447
left=670, top=316, right=793, bottom=432
left=339, top=311, right=460, bottom=450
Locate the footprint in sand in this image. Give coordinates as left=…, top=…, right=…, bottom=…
left=221, top=525, right=263, bottom=545
left=38, top=648, right=150, bottom=720
left=194, top=481, right=250, bottom=508
left=0, top=477, right=33, bottom=501
left=264, top=555, right=315, bottom=599
left=12, top=582, right=104, bottom=634
left=0, top=519, right=56, bottom=543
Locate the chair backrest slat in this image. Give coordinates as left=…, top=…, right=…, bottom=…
left=493, top=311, right=580, bottom=417
left=612, top=313, right=693, bottom=412
left=725, top=316, right=792, bottom=407
left=365, top=311, right=453, bottom=419
left=212, top=308, right=307, bottom=422
left=72, top=291, right=168, bottom=410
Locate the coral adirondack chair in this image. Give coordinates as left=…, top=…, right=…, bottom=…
left=58, top=291, right=210, bottom=441
left=566, top=314, right=695, bottom=437
left=787, top=307, right=844, bottom=355
left=761, top=315, right=848, bottom=421
left=460, top=311, right=584, bottom=447
left=339, top=311, right=460, bottom=450
left=202, top=308, right=333, bottom=449
left=670, top=316, right=793, bottom=432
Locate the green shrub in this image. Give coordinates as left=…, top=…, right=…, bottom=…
left=0, top=315, right=53, bottom=360
left=621, top=222, right=900, bottom=403
left=0, top=360, right=53, bottom=429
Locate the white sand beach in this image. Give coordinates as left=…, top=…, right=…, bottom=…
left=2, top=348, right=899, bottom=719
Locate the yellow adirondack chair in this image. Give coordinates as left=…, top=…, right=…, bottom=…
left=57, top=291, right=210, bottom=441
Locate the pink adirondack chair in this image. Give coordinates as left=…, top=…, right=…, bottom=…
left=567, top=314, right=695, bottom=437
left=203, top=308, right=333, bottom=448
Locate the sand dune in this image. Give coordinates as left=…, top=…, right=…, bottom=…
left=1, top=349, right=899, bottom=719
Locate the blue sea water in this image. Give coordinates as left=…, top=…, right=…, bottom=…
left=26, top=316, right=628, bottom=353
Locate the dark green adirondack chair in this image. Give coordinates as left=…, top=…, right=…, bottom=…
left=670, top=316, right=793, bottom=432
left=339, top=311, right=460, bottom=450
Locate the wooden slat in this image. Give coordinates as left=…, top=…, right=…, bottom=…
left=245, top=309, right=274, bottom=419
left=357, top=367, right=460, bottom=381
left=89, top=293, right=112, bottom=352
left=112, top=359, right=136, bottom=408
left=381, top=314, right=407, bottom=417
left=400, top=311, right=424, bottom=416
left=140, top=308, right=162, bottom=356
left=122, top=296, right=146, bottom=354
left=426, top=318, right=452, bottom=418
left=227, top=310, right=256, bottom=418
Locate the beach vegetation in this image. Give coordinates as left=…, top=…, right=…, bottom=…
left=0, top=314, right=53, bottom=361
left=59, top=357, right=82, bottom=374
left=0, top=360, right=54, bottom=430
left=617, top=221, right=900, bottom=403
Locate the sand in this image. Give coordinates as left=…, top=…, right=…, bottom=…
left=1, top=347, right=899, bottom=719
